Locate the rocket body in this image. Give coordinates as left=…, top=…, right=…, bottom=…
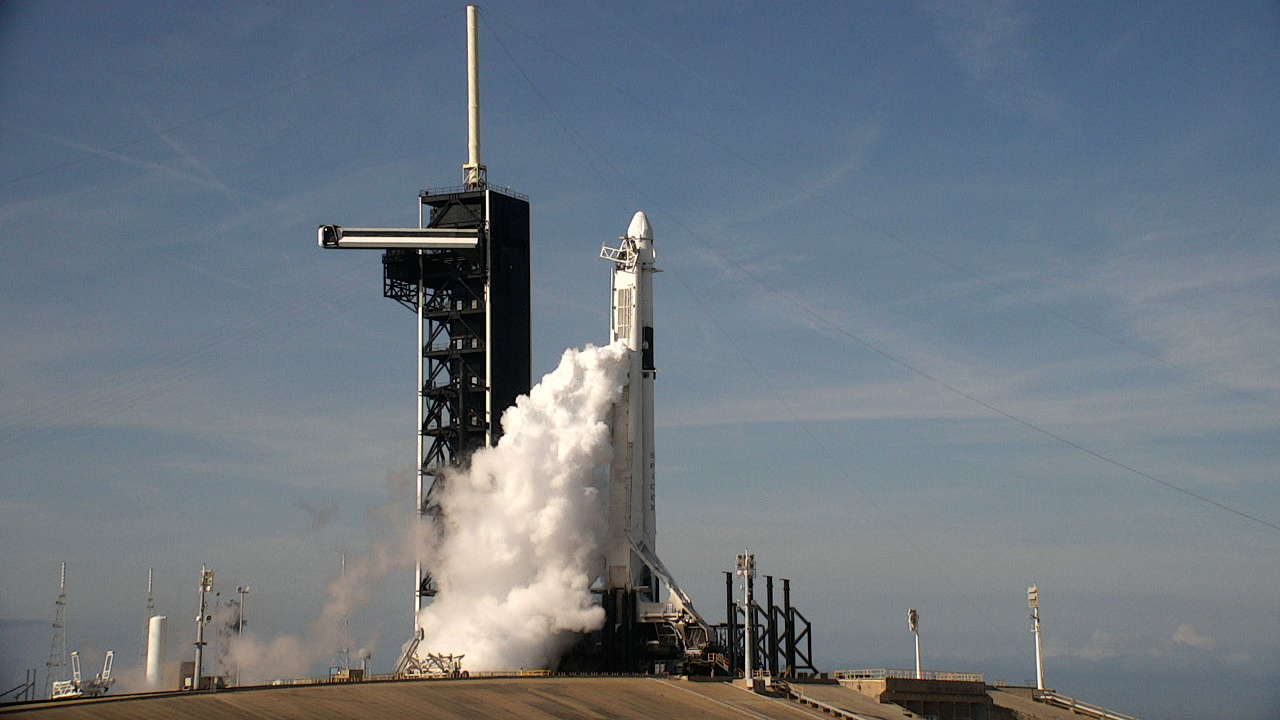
left=603, top=212, right=658, bottom=599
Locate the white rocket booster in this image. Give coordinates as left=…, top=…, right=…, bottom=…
left=601, top=211, right=659, bottom=599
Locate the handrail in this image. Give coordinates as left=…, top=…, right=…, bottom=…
left=420, top=184, right=529, bottom=201
left=778, top=680, right=881, bottom=720
left=834, top=668, right=985, bottom=683
left=1034, top=690, right=1140, bottom=720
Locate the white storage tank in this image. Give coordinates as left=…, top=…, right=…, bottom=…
left=145, top=615, right=167, bottom=689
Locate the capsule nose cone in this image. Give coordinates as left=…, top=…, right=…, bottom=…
left=627, top=211, right=653, bottom=241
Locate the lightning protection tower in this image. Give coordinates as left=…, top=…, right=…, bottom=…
left=45, top=562, right=68, bottom=699
left=140, top=569, right=154, bottom=663
left=317, top=4, right=531, bottom=638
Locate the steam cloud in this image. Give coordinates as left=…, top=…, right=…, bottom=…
left=416, top=341, right=628, bottom=670
left=226, top=468, right=431, bottom=685
left=220, top=342, right=627, bottom=682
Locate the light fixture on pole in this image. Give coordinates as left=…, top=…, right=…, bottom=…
left=235, top=586, right=250, bottom=686
left=1028, top=583, right=1044, bottom=691
left=193, top=566, right=214, bottom=691
left=736, top=551, right=756, bottom=680
left=908, top=608, right=921, bottom=679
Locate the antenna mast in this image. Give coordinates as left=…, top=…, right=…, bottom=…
left=335, top=552, right=351, bottom=672
left=193, top=565, right=213, bottom=690
left=462, top=5, right=486, bottom=188
left=141, top=569, right=154, bottom=662
left=45, top=562, right=68, bottom=698
left=737, top=551, right=756, bottom=681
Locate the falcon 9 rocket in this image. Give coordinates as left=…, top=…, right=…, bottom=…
left=598, top=212, right=711, bottom=672
left=602, top=211, right=659, bottom=599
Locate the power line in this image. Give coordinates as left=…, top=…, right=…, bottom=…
left=484, top=6, right=1279, bottom=416
left=719, top=251, right=1280, bottom=533
left=485, top=11, right=1278, bottom=535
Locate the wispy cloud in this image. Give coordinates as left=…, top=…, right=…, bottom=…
left=661, top=374, right=977, bottom=429
left=1096, top=240, right=1280, bottom=399
left=922, top=0, right=1067, bottom=120
left=682, top=121, right=883, bottom=243
left=1046, top=630, right=1131, bottom=662
left=1, top=120, right=259, bottom=201
left=151, top=124, right=244, bottom=208
left=1046, top=624, right=1249, bottom=664
left=660, top=272, right=1274, bottom=440
left=1171, top=623, right=1216, bottom=652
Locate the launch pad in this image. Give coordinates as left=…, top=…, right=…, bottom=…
left=315, top=5, right=816, bottom=680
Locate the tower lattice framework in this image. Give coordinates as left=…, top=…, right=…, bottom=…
left=45, top=562, right=67, bottom=698
left=382, top=186, right=530, bottom=613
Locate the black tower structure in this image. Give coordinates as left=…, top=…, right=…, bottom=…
left=318, top=7, right=535, bottom=675
left=382, top=185, right=531, bottom=607
left=318, top=182, right=530, bottom=672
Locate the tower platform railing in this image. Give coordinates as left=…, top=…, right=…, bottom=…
left=834, top=668, right=985, bottom=683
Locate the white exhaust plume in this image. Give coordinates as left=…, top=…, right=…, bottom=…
left=222, top=342, right=627, bottom=682
left=416, top=341, right=629, bottom=670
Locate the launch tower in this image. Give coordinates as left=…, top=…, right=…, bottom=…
left=317, top=6, right=724, bottom=677
left=386, top=183, right=530, bottom=610
left=317, top=5, right=531, bottom=642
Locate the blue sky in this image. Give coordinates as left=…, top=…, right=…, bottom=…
left=1, top=1, right=1277, bottom=716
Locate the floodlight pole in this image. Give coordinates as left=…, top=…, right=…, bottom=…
left=194, top=566, right=213, bottom=690
left=1028, top=583, right=1044, bottom=690
left=235, top=586, right=250, bottom=686
left=915, top=632, right=922, bottom=679
left=908, top=608, right=921, bottom=679
left=737, top=551, right=756, bottom=680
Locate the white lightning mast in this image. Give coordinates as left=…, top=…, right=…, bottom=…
left=461, top=5, right=485, bottom=188
left=140, top=569, right=154, bottom=662
left=335, top=552, right=351, bottom=672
